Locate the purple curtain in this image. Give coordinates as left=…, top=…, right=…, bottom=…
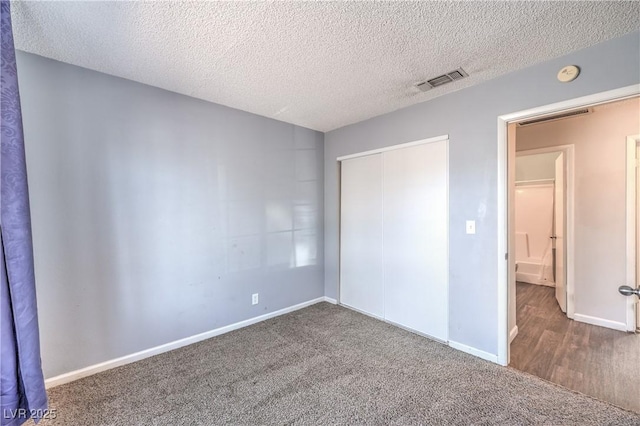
left=1, top=1, right=47, bottom=425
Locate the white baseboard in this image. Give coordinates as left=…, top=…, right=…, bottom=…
left=323, top=296, right=337, bottom=304
left=509, top=325, right=519, bottom=343
left=449, top=340, right=499, bottom=364
left=515, top=273, right=555, bottom=287
left=45, top=296, right=327, bottom=389
left=573, top=313, right=627, bottom=332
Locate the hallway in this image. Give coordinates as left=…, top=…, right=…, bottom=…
left=510, top=282, right=640, bottom=413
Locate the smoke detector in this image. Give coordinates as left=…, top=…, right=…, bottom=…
left=416, top=68, right=468, bottom=91
left=557, top=65, right=580, bottom=83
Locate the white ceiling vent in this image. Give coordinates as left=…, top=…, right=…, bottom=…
left=517, top=108, right=591, bottom=127
left=417, top=68, right=468, bottom=92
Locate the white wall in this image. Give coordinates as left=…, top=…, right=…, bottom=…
left=516, top=97, right=640, bottom=326
left=515, top=153, right=559, bottom=283
left=515, top=152, right=560, bottom=181
left=515, top=184, right=554, bottom=264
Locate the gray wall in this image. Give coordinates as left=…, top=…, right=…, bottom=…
left=324, top=31, right=640, bottom=355
left=17, top=52, right=325, bottom=378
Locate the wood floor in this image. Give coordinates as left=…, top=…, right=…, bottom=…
left=510, top=282, right=640, bottom=413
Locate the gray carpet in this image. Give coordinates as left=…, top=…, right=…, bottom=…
left=37, top=303, right=639, bottom=425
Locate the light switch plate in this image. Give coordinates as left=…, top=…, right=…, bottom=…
left=466, top=220, right=476, bottom=234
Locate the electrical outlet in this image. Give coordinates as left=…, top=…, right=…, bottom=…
left=466, top=220, right=476, bottom=235
left=252, top=293, right=259, bottom=305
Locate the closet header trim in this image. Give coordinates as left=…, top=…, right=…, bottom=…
left=337, top=134, right=449, bottom=161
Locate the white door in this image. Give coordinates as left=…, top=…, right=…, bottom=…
left=339, top=154, right=384, bottom=318
left=622, top=136, right=640, bottom=332
left=554, top=152, right=566, bottom=312
left=382, top=141, right=449, bottom=340
left=627, top=140, right=640, bottom=331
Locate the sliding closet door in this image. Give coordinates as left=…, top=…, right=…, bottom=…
left=383, top=141, right=448, bottom=340
left=340, top=154, right=384, bottom=318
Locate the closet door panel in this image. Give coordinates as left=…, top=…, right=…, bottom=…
left=383, top=141, right=448, bottom=340
left=339, top=154, right=384, bottom=318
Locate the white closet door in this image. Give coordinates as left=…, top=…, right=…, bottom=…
left=383, top=141, right=448, bottom=340
left=340, top=154, right=384, bottom=318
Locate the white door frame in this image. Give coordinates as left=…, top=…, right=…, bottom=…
left=514, top=146, right=575, bottom=319
left=626, top=134, right=640, bottom=331
left=497, top=84, right=640, bottom=366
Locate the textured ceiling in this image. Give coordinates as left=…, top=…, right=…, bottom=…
left=11, top=1, right=640, bottom=132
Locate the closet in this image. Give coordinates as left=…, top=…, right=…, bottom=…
left=339, top=138, right=449, bottom=341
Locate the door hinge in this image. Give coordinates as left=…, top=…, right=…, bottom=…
left=505, top=253, right=508, bottom=260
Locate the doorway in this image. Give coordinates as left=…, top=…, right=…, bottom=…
left=498, top=85, right=639, bottom=364
left=502, top=93, right=640, bottom=412
left=513, top=148, right=572, bottom=318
